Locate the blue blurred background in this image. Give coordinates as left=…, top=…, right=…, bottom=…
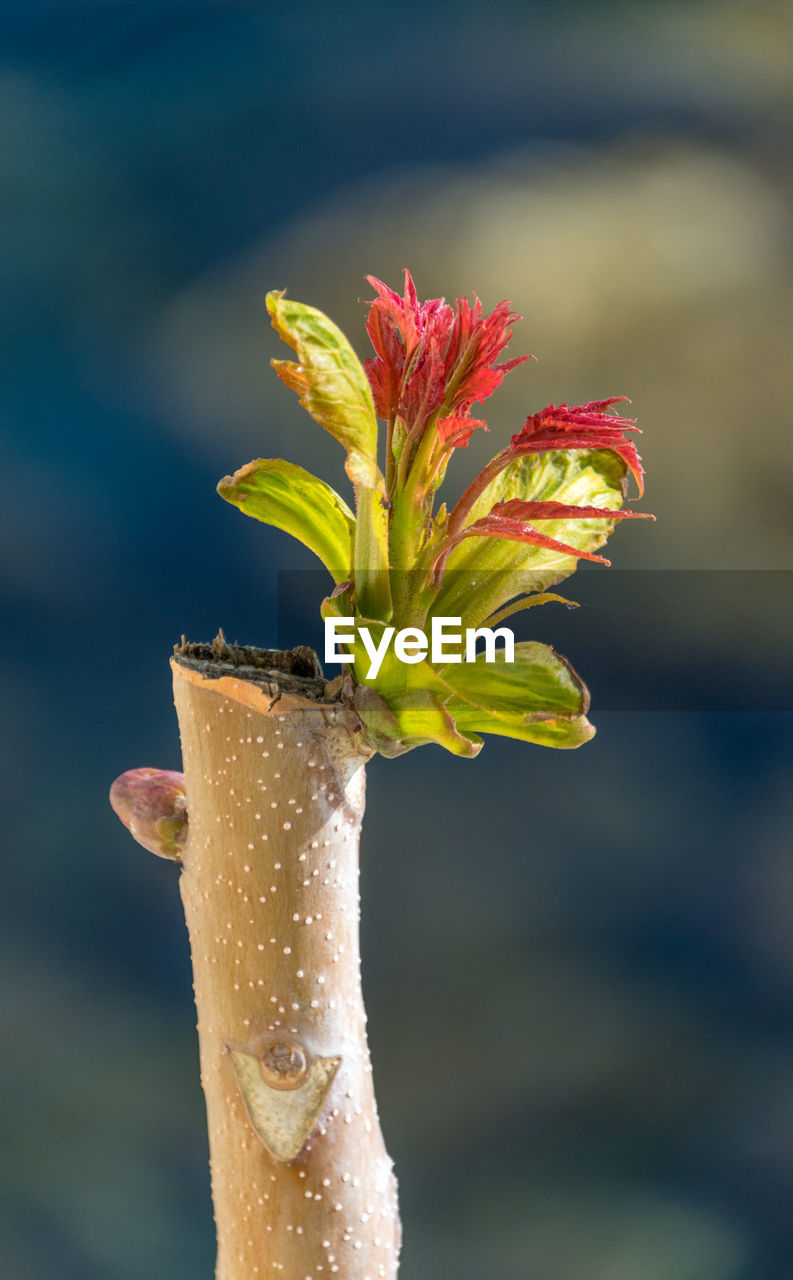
left=3, top=2, right=793, bottom=1277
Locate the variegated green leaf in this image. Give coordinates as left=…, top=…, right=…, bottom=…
left=267, top=290, right=382, bottom=490
left=354, top=485, right=392, bottom=623
left=447, top=702, right=595, bottom=749
left=434, top=449, right=628, bottom=624
left=439, top=641, right=590, bottom=719
left=439, top=641, right=594, bottom=749
left=354, top=684, right=482, bottom=758
left=217, top=459, right=354, bottom=582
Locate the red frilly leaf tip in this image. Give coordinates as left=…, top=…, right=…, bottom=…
left=363, top=270, right=529, bottom=432
left=437, top=415, right=488, bottom=449
left=518, top=397, right=639, bottom=439
left=445, top=293, right=530, bottom=415
left=511, top=397, right=645, bottom=496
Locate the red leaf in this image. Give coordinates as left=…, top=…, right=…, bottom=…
left=363, top=271, right=527, bottom=444
left=496, top=498, right=653, bottom=523
left=454, top=513, right=611, bottom=564
left=444, top=295, right=530, bottom=414
left=431, top=507, right=619, bottom=584
left=512, top=398, right=645, bottom=494
left=437, top=415, right=488, bottom=448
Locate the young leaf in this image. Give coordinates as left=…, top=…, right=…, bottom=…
left=481, top=592, right=576, bottom=629
left=439, top=642, right=595, bottom=750
left=217, top=459, right=354, bottom=582
left=353, top=485, right=393, bottom=623
left=354, top=684, right=482, bottom=758
left=439, top=641, right=590, bottom=719
left=446, top=702, right=595, bottom=749
left=433, top=449, right=632, bottom=624
left=267, top=290, right=382, bottom=490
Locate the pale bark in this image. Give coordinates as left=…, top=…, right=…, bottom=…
left=172, top=647, right=400, bottom=1279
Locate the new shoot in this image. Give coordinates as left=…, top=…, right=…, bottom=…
left=111, top=272, right=651, bottom=1279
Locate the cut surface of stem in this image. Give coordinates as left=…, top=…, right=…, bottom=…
left=172, top=644, right=399, bottom=1279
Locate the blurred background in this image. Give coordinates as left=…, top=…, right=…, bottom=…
left=2, top=1, right=793, bottom=1276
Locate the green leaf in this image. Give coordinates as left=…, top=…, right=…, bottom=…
left=448, top=703, right=595, bottom=749
left=438, top=641, right=595, bottom=749
left=267, top=290, right=382, bottom=490
left=266, top=291, right=392, bottom=619
left=354, top=485, right=392, bottom=622
left=440, top=641, right=590, bottom=718
left=434, top=449, right=628, bottom=624
left=326, top=618, right=477, bottom=757
left=354, top=684, right=482, bottom=759
left=481, top=592, right=575, bottom=629
left=320, top=580, right=355, bottom=621
left=217, top=459, right=354, bottom=582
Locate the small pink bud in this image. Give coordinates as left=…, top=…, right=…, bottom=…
left=109, top=768, right=187, bottom=861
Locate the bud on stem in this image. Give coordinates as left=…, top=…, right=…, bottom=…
left=109, top=767, right=187, bottom=860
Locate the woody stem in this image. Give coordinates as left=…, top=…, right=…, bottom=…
left=172, top=644, right=400, bottom=1279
